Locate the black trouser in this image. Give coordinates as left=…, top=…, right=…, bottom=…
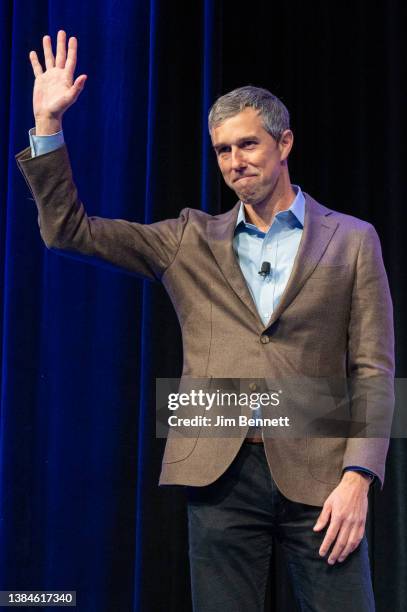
left=186, top=442, right=375, bottom=612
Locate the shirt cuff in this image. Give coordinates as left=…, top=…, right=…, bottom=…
left=343, top=466, right=377, bottom=485
left=29, top=127, right=65, bottom=158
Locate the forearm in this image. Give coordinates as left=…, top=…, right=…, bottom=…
left=16, top=144, right=92, bottom=251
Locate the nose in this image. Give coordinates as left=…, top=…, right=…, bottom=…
left=230, top=146, right=247, bottom=170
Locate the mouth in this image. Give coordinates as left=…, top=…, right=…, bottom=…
left=233, top=175, right=257, bottom=183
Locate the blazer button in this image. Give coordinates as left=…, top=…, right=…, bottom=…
left=260, top=335, right=270, bottom=344
left=249, top=382, right=258, bottom=391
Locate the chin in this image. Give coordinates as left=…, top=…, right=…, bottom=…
left=236, top=190, right=261, bottom=204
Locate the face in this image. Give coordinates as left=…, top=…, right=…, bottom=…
left=211, top=107, right=293, bottom=206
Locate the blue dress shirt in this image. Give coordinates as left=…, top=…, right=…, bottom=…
left=233, top=186, right=305, bottom=327
left=28, top=129, right=376, bottom=485
left=29, top=127, right=65, bottom=156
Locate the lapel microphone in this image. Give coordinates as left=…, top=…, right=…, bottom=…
left=258, top=261, right=272, bottom=277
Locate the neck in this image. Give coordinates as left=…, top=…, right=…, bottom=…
left=243, top=171, right=296, bottom=232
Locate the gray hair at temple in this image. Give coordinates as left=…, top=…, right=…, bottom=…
left=208, top=86, right=290, bottom=142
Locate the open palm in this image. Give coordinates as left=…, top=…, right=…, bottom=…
left=30, top=30, right=87, bottom=120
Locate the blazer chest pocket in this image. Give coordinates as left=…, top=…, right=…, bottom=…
left=307, top=264, right=350, bottom=281
left=301, top=265, right=352, bottom=304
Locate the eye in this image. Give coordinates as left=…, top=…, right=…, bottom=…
left=217, top=146, right=231, bottom=155
left=242, top=140, right=256, bottom=148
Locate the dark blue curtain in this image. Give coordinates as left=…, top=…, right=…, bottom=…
left=0, top=1, right=220, bottom=610
left=1, top=1, right=406, bottom=611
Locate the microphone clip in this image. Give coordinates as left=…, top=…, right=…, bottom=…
left=258, top=261, right=271, bottom=278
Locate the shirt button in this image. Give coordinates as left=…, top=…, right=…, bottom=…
left=260, top=335, right=270, bottom=344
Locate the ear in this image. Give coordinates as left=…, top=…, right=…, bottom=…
left=278, top=129, right=294, bottom=161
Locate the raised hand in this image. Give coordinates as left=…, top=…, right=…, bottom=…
left=29, top=30, right=87, bottom=135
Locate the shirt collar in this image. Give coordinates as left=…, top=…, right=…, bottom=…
left=235, top=184, right=305, bottom=232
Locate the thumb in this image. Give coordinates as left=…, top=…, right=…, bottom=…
left=72, top=74, right=87, bottom=95
left=313, top=502, right=331, bottom=531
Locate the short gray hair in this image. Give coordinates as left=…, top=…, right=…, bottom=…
left=208, top=85, right=290, bottom=141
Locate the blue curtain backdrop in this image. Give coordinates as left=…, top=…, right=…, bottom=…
left=1, top=1, right=406, bottom=611
left=0, top=1, right=220, bottom=610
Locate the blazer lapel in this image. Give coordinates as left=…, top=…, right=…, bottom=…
left=207, top=202, right=263, bottom=326
left=267, top=193, right=339, bottom=327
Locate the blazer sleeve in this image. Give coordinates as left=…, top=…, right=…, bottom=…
left=342, top=223, right=395, bottom=488
left=15, top=144, right=189, bottom=281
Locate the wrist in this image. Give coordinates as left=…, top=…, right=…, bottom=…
left=34, top=115, right=63, bottom=136
left=342, top=470, right=372, bottom=488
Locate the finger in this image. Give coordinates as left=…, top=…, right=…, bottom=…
left=313, top=504, right=331, bottom=531
left=319, top=519, right=341, bottom=557
left=29, top=50, right=43, bottom=77
left=338, top=526, right=364, bottom=562
left=70, top=74, right=87, bottom=100
left=65, top=37, right=77, bottom=80
left=55, top=30, right=67, bottom=68
left=43, top=34, right=55, bottom=70
left=327, top=524, right=351, bottom=565
left=64, top=75, right=87, bottom=108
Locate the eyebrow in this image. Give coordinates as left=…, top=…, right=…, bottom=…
left=212, top=135, right=260, bottom=151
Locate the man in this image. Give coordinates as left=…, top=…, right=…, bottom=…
left=16, top=31, right=394, bottom=611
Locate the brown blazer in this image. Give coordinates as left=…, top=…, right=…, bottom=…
left=15, top=144, right=395, bottom=507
